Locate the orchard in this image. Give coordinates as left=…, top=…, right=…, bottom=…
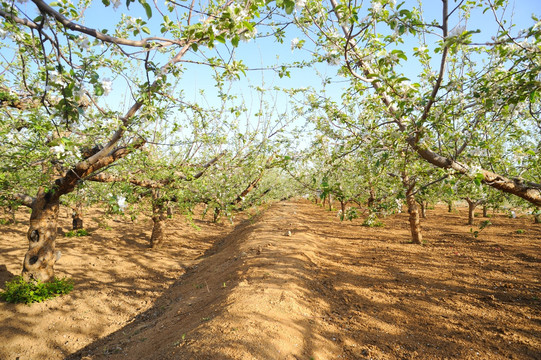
left=0, top=0, right=540, bottom=359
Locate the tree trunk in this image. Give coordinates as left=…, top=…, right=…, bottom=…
left=534, top=208, right=540, bottom=224
left=465, top=198, right=477, bottom=225
left=406, top=194, right=422, bottom=244
left=340, top=200, right=346, bottom=220
left=213, top=207, right=220, bottom=223
left=447, top=200, right=453, bottom=213
left=419, top=201, right=427, bottom=219
left=150, top=192, right=167, bottom=248
left=328, top=193, right=333, bottom=211
left=403, top=176, right=422, bottom=244
left=3, top=205, right=16, bottom=224
left=72, top=204, right=83, bottom=230
left=483, top=205, right=488, bottom=218
left=367, top=187, right=375, bottom=209
left=22, top=190, right=60, bottom=282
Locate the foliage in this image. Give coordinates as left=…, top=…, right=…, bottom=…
left=362, top=213, right=385, bottom=228
left=65, top=229, right=90, bottom=237
left=0, top=276, right=73, bottom=304
left=470, top=220, right=492, bottom=238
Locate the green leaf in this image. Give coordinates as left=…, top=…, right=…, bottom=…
left=284, top=0, right=295, bottom=14
left=101, top=0, right=110, bottom=6
left=142, top=26, right=151, bottom=35
left=141, top=1, right=152, bottom=19
left=191, top=43, right=198, bottom=52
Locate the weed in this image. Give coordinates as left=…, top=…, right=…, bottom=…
left=516, top=229, right=525, bottom=234
left=0, top=276, right=73, bottom=304
left=470, top=220, right=492, bottom=238
left=65, top=228, right=90, bottom=237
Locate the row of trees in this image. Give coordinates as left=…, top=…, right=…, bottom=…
left=1, top=0, right=540, bottom=281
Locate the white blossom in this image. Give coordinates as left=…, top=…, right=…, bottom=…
left=291, top=37, right=300, bottom=50
left=0, top=28, right=7, bottom=39
left=240, top=28, right=257, bottom=42
left=372, top=2, right=382, bottom=14
left=467, top=165, right=482, bottom=178
left=112, top=0, right=121, bottom=9
left=49, top=71, right=65, bottom=86
left=117, top=196, right=127, bottom=211
left=295, top=0, right=307, bottom=10
left=50, top=144, right=65, bottom=155
left=79, top=35, right=91, bottom=50
left=101, top=78, right=112, bottom=95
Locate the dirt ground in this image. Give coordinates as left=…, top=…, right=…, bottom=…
left=0, top=200, right=540, bottom=360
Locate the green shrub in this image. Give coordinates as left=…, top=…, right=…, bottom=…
left=0, top=276, right=74, bottom=304
left=65, top=228, right=89, bottom=237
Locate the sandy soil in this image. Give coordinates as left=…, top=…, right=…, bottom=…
left=0, top=200, right=540, bottom=360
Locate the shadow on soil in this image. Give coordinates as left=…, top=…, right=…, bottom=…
left=64, top=201, right=541, bottom=360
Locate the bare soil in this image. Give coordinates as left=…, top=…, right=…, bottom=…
left=0, top=200, right=540, bottom=360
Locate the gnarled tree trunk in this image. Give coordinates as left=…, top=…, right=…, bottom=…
left=22, top=189, right=60, bottom=282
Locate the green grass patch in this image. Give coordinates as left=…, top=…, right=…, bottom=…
left=65, top=228, right=89, bottom=237
left=0, top=276, right=73, bottom=304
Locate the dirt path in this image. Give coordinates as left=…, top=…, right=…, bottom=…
left=1, top=200, right=540, bottom=359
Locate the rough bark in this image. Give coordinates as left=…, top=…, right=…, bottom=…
left=406, top=194, right=422, bottom=244
left=150, top=191, right=167, bottom=248
left=72, top=204, right=83, bottom=230
left=403, top=176, right=422, bottom=244
left=419, top=201, right=427, bottom=219
left=413, top=145, right=541, bottom=207
left=465, top=198, right=483, bottom=225
left=22, top=189, right=60, bottom=282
